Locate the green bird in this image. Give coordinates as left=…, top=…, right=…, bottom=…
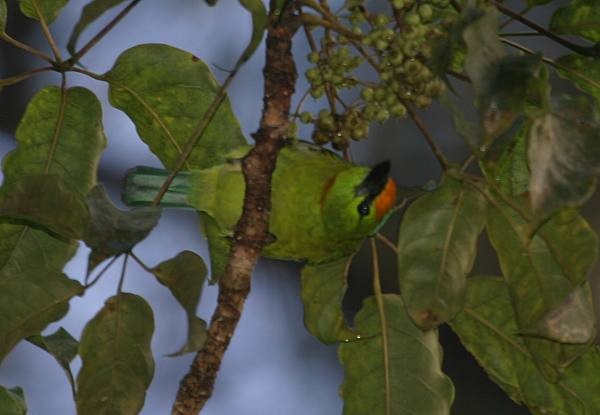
left=122, top=142, right=397, bottom=280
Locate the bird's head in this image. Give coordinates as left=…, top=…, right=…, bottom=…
left=321, top=161, right=397, bottom=241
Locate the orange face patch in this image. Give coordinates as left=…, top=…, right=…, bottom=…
left=374, top=178, right=397, bottom=221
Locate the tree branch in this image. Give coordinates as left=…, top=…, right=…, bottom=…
left=171, top=5, right=298, bottom=415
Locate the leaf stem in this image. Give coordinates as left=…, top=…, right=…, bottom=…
left=84, top=255, right=121, bottom=288
left=406, top=105, right=450, bottom=170
left=31, top=0, right=62, bottom=62
left=0, top=66, right=53, bottom=86
left=376, top=233, right=399, bottom=255
left=117, top=254, right=129, bottom=294
left=130, top=251, right=153, bottom=273
left=0, top=33, right=53, bottom=62
left=501, top=38, right=600, bottom=91
left=492, top=0, right=600, bottom=57
left=369, top=237, right=391, bottom=415
left=69, top=0, right=141, bottom=64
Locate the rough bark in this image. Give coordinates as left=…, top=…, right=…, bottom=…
left=171, top=5, right=298, bottom=415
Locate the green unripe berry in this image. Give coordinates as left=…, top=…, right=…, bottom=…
left=415, top=95, right=432, bottom=108
left=305, top=68, right=320, bottom=82
left=382, top=28, right=395, bottom=41
left=403, top=40, right=421, bottom=57
left=310, top=86, right=325, bottom=98
left=374, top=13, right=390, bottom=27
left=376, top=108, right=390, bottom=122
left=404, top=11, right=421, bottom=26
left=351, top=124, right=369, bottom=140
left=380, top=71, right=392, bottom=82
left=375, top=39, right=389, bottom=51
left=308, top=52, right=320, bottom=64
left=418, top=4, right=434, bottom=21
left=390, top=102, right=407, bottom=117
left=390, top=52, right=404, bottom=66
left=352, top=26, right=363, bottom=35
left=392, top=0, right=404, bottom=9
left=332, top=75, right=344, bottom=85
left=374, top=88, right=386, bottom=101
left=313, top=130, right=329, bottom=145
left=287, top=122, right=298, bottom=139
left=385, top=93, right=398, bottom=106
left=361, top=87, right=375, bottom=102
left=300, top=111, right=313, bottom=124
left=362, top=104, right=378, bottom=120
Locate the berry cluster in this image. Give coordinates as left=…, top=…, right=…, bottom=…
left=300, top=0, right=455, bottom=149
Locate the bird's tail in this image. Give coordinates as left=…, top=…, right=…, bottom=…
left=122, top=166, right=193, bottom=208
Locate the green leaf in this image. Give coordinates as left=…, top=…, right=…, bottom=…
left=0, top=0, right=7, bottom=33
left=555, top=54, right=600, bottom=107
left=486, top=195, right=595, bottom=378
left=398, top=175, right=486, bottom=329
left=76, top=293, right=154, bottom=415
left=151, top=251, right=208, bottom=355
left=238, top=0, right=267, bottom=64
left=537, top=209, right=598, bottom=285
left=300, top=257, right=355, bottom=344
left=28, top=327, right=78, bottom=393
left=339, top=294, right=454, bottom=415
left=3, top=86, right=106, bottom=193
left=0, top=174, right=90, bottom=240
left=483, top=120, right=530, bottom=196
left=0, top=386, right=27, bottom=415
left=67, top=0, right=127, bottom=55
left=0, top=86, right=104, bottom=361
left=106, top=44, right=247, bottom=170
left=0, top=268, right=83, bottom=362
left=18, top=0, right=68, bottom=24
left=528, top=96, right=600, bottom=214
left=550, top=0, right=600, bottom=42
left=83, top=185, right=160, bottom=274
left=450, top=277, right=600, bottom=414
left=462, top=5, right=505, bottom=100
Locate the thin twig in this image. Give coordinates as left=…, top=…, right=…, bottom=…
left=492, top=0, right=600, bottom=57
left=499, top=31, right=542, bottom=37
left=369, top=237, right=391, bottom=415
left=84, top=255, right=121, bottom=288
left=499, top=5, right=531, bottom=29
left=0, top=66, right=53, bottom=86
left=0, top=33, right=53, bottom=62
left=116, top=254, right=129, bottom=294
left=501, top=38, right=600, bottom=91
left=406, top=105, right=450, bottom=170
left=69, top=0, right=142, bottom=64
left=31, top=0, right=62, bottom=62
left=376, top=233, right=399, bottom=255
left=446, top=70, right=470, bottom=83
left=130, top=251, right=154, bottom=273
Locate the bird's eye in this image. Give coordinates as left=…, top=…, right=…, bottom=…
left=357, top=202, right=370, bottom=217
